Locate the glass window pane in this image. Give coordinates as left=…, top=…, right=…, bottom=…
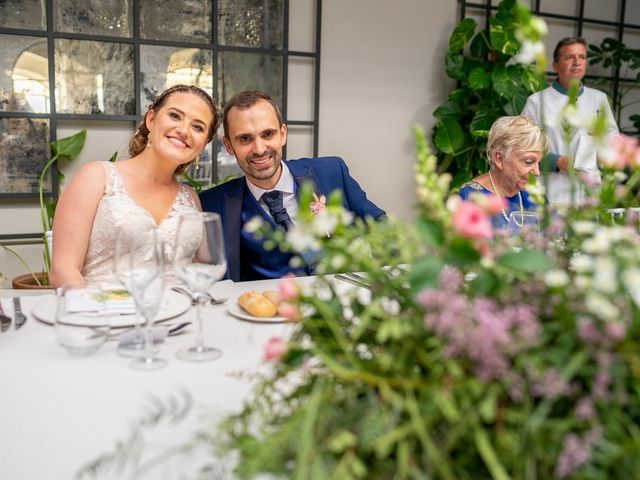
left=140, top=0, right=212, bottom=43
left=289, top=0, right=315, bottom=52
left=140, top=45, right=213, bottom=112
left=0, top=117, right=50, bottom=194
left=1, top=35, right=49, bottom=113
left=285, top=125, right=314, bottom=159
left=54, top=39, right=134, bottom=115
left=215, top=127, right=243, bottom=182
left=0, top=0, right=46, bottom=30
left=54, top=0, right=132, bottom=37
left=539, top=0, right=579, bottom=16
left=219, top=0, right=284, bottom=49
left=287, top=57, right=315, bottom=121
left=218, top=52, right=283, bottom=108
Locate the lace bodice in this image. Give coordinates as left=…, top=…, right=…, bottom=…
left=81, top=162, right=202, bottom=284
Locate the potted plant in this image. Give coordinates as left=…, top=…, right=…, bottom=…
left=3, top=130, right=87, bottom=289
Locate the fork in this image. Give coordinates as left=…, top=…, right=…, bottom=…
left=0, top=300, right=11, bottom=332
left=13, top=297, right=27, bottom=330
left=170, top=286, right=228, bottom=305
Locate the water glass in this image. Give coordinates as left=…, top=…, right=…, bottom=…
left=55, top=283, right=111, bottom=356
left=508, top=210, right=540, bottom=235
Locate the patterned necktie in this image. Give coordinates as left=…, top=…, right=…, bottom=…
left=261, top=190, right=294, bottom=231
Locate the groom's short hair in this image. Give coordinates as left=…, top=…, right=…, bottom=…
left=223, top=90, right=283, bottom=138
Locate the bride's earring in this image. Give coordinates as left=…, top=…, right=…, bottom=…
left=195, top=152, right=201, bottom=170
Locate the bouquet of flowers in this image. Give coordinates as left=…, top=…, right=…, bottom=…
left=220, top=7, right=640, bottom=472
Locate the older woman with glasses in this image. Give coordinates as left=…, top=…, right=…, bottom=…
left=458, top=115, right=548, bottom=228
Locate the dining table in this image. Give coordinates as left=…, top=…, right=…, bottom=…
left=0, top=276, right=324, bottom=480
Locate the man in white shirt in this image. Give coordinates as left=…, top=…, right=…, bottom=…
left=522, top=37, right=618, bottom=204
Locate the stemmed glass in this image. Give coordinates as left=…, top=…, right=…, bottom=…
left=113, top=227, right=145, bottom=357
left=173, top=212, right=227, bottom=362
left=126, top=228, right=167, bottom=371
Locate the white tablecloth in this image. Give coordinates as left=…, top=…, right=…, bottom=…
left=0, top=277, right=311, bottom=480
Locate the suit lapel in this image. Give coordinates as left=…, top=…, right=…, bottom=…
left=287, top=160, right=319, bottom=199
left=224, top=180, right=244, bottom=281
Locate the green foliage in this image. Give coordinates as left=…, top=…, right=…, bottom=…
left=39, top=130, right=87, bottom=276
left=432, top=0, right=546, bottom=187
left=588, top=37, right=640, bottom=136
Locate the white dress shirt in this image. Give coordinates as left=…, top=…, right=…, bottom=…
left=245, top=162, right=300, bottom=224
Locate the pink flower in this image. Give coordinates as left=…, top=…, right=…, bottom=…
left=264, top=337, right=286, bottom=361
left=310, top=193, right=327, bottom=215
left=278, top=301, right=300, bottom=322
left=452, top=201, right=493, bottom=240
left=279, top=274, right=299, bottom=301
left=599, top=134, right=640, bottom=170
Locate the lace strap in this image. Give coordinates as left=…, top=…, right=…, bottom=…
left=100, top=161, right=124, bottom=196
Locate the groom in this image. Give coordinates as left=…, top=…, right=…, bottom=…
left=199, top=90, right=385, bottom=281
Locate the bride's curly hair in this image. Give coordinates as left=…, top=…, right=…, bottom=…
left=128, top=84, right=220, bottom=174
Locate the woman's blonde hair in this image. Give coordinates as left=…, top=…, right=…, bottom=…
left=486, top=115, right=548, bottom=166
left=128, top=84, right=220, bottom=175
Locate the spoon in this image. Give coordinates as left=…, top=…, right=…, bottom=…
left=171, top=286, right=228, bottom=305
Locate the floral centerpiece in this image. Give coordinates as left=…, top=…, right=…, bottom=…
left=218, top=8, right=640, bottom=480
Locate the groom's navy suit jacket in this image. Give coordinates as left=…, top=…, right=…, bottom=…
left=199, top=156, right=385, bottom=281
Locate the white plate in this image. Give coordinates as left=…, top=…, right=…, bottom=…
left=227, top=303, right=286, bottom=323
left=32, top=289, right=192, bottom=328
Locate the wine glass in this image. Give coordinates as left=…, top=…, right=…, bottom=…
left=173, top=212, right=227, bottom=362
left=126, top=228, right=168, bottom=371
left=55, top=282, right=111, bottom=356
left=508, top=210, right=540, bottom=235
left=113, top=227, right=145, bottom=357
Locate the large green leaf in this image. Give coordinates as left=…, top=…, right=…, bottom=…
left=445, top=52, right=466, bottom=81
left=469, top=31, right=490, bottom=60
left=416, top=216, right=445, bottom=248
left=492, top=64, right=521, bottom=99
left=448, top=18, right=476, bottom=53
left=444, top=238, right=481, bottom=268
left=409, top=257, right=446, bottom=293
left=521, top=67, right=546, bottom=93
left=503, top=87, right=530, bottom=116
left=497, top=248, right=554, bottom=273
left=470, top=111, right=497, bottom=138
left=433, top=100, right=463, bottom=121
left=468, top=67, right=491, bottom=91
left=434, top=119, right=464, bottom=155
left=489, top=24, right=519, bottom=56
left=51, top=130, right=87, bottom=161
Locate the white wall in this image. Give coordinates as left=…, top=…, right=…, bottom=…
left=319, top=0, right=457, bottom=220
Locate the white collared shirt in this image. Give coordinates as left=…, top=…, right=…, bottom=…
left=245, top=162, right=300, bottom=223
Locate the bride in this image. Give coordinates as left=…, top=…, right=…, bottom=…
left=50, top=85, right=219, bottom=287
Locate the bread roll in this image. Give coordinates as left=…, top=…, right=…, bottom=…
left=238, top=291, right=278, bottom=317
left=262, top=290, right=281, bottom=307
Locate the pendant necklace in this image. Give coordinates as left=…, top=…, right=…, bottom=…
left=488, top=170, right=524, bottom=227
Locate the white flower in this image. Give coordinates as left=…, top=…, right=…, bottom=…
left=585, top=293, right=619, bottom=321
left=286, top=225, right=320, bottom=252
left=570, top=253, right=593, bottom=273
left=562, top=105, right=589, bottom=129
left=315, top=283, right=333, bottom=302
left=544, top=269, right=569, bottom=288
left=593, top=256, right=617, bottom=293
left=571, top=221, right=597, bottom=235
left=446, top=195, right=462, bottom=212
left=244, top=216, right=264, bottom=233
left=311, top=212, right=339, bottom=237
left=530, top=17, right=548, bottom=36
left=574, top=275, right=592, bottom=290
left=380, top=297, right=401, bottom=316
left=331, top=254, right=347, bottom=270
left=622, top=268, right=640, bottom=309
left=582, top=235, right=610, bottom=254
left=514, top=40, right=545, bottom=65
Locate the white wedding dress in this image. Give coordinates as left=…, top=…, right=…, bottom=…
left=81, top=161, right=202, bottom=284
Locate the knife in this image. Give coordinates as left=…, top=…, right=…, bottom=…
left=0, top=301, right=11, bottom=332
left=13, top=297, right=27, bottom=330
